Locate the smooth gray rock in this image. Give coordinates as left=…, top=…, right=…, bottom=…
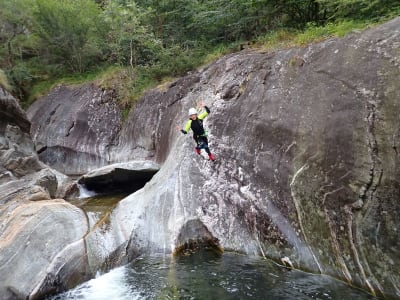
left=0, top=87, right=91, bottom=300
left=0, top=168, right=58, bottom=206
left=27, top=84, right=123, bottom=175
left=103, top=18, right=400, bottom=299
left=0, top=87, right=56, bottom=202
left=0, top=200, right=89, bottom=300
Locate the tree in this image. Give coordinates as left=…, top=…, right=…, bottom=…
left=317, top=0, right=400, bottom=21
left=0, top=0, right=36, bottom=68
left=33, top=0, right=106, bottom=73
left=0, top=0, right=40, bottom=99
left=102, top=0, right=162, bottom=68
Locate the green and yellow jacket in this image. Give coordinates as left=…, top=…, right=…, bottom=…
left=181, top=106, right=210, bottom=137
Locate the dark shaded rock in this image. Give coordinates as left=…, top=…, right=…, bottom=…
left=62, top=181, right=80, bottom=200
left=78, top=161, right=160, bottom=193
left=0, top=89, right=45, bottom=179
left=175, top=219, right=222, bottom=255
left=0, top=88, right=30, bottom=134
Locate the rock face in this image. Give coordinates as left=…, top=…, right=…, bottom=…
left=78, top=160, right=160, bottom=193
left=0, top=88, right=91, bottom=299
left=0, top=88, right=42, bottom=182
left=23, top=17, right=400, bottom=299
left=0, top=200, right=89, bottom=300
left=101, top=18, right=399, bottom=299
left=0, top=87, right=56, bottom=202
left=27, top=84, right=123, bottom=175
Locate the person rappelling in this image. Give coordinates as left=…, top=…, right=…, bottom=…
left=177, top=101, right=216, bottom=161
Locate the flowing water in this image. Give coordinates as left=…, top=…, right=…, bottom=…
left=49, top=249, right=376, bottom=300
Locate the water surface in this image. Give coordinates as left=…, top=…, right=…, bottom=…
left=50, top=249, right=376, bottom=300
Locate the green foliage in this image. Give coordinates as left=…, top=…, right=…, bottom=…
left=277, top=0, right=323, bottom=27
left=33, top=0, right=106, bottom=73
left=26, top=63, right=111, bottom=107
left=127, top=68, right=157, bottom=103
left=95, top=65, right=156, bottom=107
left=326, top=20, right=371, bottom=37
left=148, top=45, right=204, bottom=80
left=135, top=0, right=201, bottom=46
left=102, top=1, right=162, bottom=67
left=6, top=62, right=36, bottom=100
left=0, top=0, right=398, bottom=106
left=256, top=29, right=298, bottom=51
left=257, top=20, right=371, bottom=50
left=318, top=0, right=400, bottom=21
left=294, top=19, right=372, bottom=45
left=25, top=79, right=56, bottom=108
left=0, top=0, right=36, bottom=68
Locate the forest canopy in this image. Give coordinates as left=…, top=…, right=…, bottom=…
left=0, top=0, right=399, bottom=104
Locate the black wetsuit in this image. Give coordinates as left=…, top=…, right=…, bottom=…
left=181, top=106, right=211, bottom=155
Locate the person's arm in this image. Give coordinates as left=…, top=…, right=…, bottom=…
left=198, top=106, right=210, bottom=120
left=181, top=120, right=192, bottom=134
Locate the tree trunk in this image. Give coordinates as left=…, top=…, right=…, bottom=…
left=7, top=34, right=16, bottom=67
left=129, top=39, right=135, bottom=71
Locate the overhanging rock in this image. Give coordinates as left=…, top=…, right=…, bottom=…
left=78, top=160, right=160, bottom=194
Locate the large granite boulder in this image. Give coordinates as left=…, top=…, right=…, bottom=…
left=0, top=200, right=89, bottom=300
left=0, top=87, right=74, bottom=200
left=101, top=18, right=399, bottom=298
left=0, top=88, right=43, bottom=182
left=26, top=72, right=200, bottom=174
left=27, top=84, right=123, bottom=175
left=0, top=86, right=159, bottom=299
left=78, top=160, right=160, bottom=193
left=0, top=87, right=90, bottom=299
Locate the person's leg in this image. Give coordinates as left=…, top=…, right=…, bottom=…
left=204, top=144, right=211, bottom=155
left=197, top=137, right=209, bottom=152
left=201, top=137, right=215, bottom=160
left=193, top=135, right=201, bottom=154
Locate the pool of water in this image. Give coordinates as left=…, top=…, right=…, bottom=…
left=49, top=249, right=377, bottom=300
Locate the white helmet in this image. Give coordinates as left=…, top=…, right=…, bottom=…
left=188, top=108, right=197, bottom=116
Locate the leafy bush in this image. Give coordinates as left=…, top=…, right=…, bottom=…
left=148, top=45, right=204, bottom=80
